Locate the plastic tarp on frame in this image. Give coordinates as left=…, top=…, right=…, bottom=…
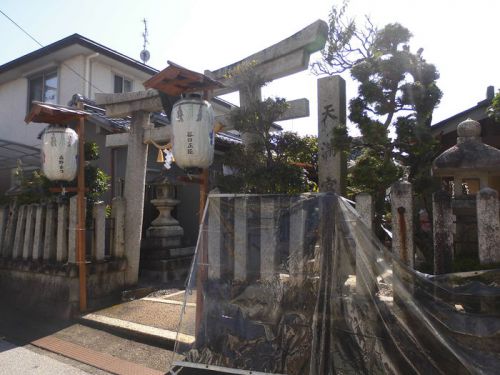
left=172, top=193, right=500, bottom=374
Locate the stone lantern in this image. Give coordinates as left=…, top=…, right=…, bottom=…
left=141, top=170, right=198, bottom=282
left=432, top=118, right=500, bottom=263
left=432, top=118, right=500, bottom=197
left=146, top=173, right=183, bottom=248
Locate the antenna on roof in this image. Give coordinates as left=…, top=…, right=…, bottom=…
left=140, top=18, right=150, bottom=64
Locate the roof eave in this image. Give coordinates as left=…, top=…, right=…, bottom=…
left=0, top=33, right=159, bottom=77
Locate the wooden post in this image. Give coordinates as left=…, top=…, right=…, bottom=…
left=195, top=168, right=209, bottom=336
left=195, top=90, right=212, bottom=335
left=77, top=106, right=87, bottom=312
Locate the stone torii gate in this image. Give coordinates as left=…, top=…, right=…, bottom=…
left=96, top=19, right=346, bottom=286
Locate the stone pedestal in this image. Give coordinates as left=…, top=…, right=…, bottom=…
left=146, top=181, right=183, bottom=247
left=141, top=179, right=194, bottom=282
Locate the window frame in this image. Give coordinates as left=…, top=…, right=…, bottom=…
left=113, top=74, right=133, bottom=93
left=27, top=68, right=59, bottom=111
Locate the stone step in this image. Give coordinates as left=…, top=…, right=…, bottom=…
left=140, top=246, right=195, bottom=260
left=140, top=256, right=193, bottom=283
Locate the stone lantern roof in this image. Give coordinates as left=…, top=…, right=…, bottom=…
left=432, top=118, right=500, bottom=176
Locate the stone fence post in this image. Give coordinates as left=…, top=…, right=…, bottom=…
left=355, top=193, right=374, bottom=231
left=3, top=204, right=18, bottom=258
left=12, top=205, right=27, bottom=259
left=391, top=181, right=414, bottom=305
left=433, top=190, right=454, bottom=274
left=43, top=203, right=56, bottom=261
left=391, top=181, right=414, bottom=268
left=355, top=193, right=374, bottom=297
left=207, top=196, right=221, bottom=280
left=32, top=204, right=45, bottom=260
left=260, top=197, right=279, bottom=281
left=234, top=197, right=247, bottom=282
left=0, top=206, right=8, bottom=257
left=477, top=188, right=500, bottom=265
left=289, top=197, right=307, bottom=285
left=22, top=204, right=36, bottom=260
left=68, top=196, right=78, bottom=264
left=93, top=202, right=106, bottom=262
left=56, top=201, right=69, bottom=263
left=111, top=197, right=125, bottom=258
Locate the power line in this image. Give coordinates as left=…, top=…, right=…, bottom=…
left=0, top=8, right=104, bottom=94
left=0, top=9, right=42, bottom=46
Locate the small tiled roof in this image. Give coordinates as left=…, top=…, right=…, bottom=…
left=68, top=94, right=242, bottom=146
left=25, top=101, right=88, bottom=125
left=144, top=61, right=224, bottom=96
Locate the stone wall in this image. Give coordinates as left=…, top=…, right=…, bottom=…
left=0, top=260, right=126, bottom=318
left=0, top=197, right=127, bottom=318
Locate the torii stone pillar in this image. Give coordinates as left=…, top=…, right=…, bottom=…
left=98, top=20, right=329, bottom=285
left=96, top=91, right=165, bottom=286
left=318, top=75, right=346, bottom=194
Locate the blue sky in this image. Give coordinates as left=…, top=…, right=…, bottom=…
left=1, top=0, right=499, bottom=135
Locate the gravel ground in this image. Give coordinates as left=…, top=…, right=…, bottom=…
left=96, top=300, right=196, bottom=335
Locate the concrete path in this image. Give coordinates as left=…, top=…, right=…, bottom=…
left=0, top=339, right=91, bottom=375
left=0, top=282, right=192, bottom=374
left=0, top=305, right=174, bottom=374
left=79, top=288, right=196, bottom=348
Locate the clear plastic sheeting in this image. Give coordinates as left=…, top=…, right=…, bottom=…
left=172, top=193, right=500, bottom=374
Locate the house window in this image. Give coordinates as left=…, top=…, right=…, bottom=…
left=28, top=69, right=58, bottom=106
left=114, top=75, right=132, bottom=93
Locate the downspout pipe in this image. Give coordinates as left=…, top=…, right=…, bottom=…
left=84, top=53, right=100, bottom=98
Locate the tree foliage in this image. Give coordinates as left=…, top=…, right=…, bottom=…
left=488, top=90, right=500, bottom=121
left=11, top=142, right=110, bottom=221
left=217, top=64, right=318, bottom=194
left=316, top=1, right=442, bottom=213
left=312, top=0, right=376, bottom=76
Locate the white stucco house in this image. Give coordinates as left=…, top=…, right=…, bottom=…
left=0, top=34, right=161, bottom=191
left=0, top=34, right=237, bottom=195
left=0, top=33, right=239, bottom=252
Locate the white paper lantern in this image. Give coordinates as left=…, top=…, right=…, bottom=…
left=41, top=126, right=78, bottom=181
left=171, top=94, right=215, bottom=169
